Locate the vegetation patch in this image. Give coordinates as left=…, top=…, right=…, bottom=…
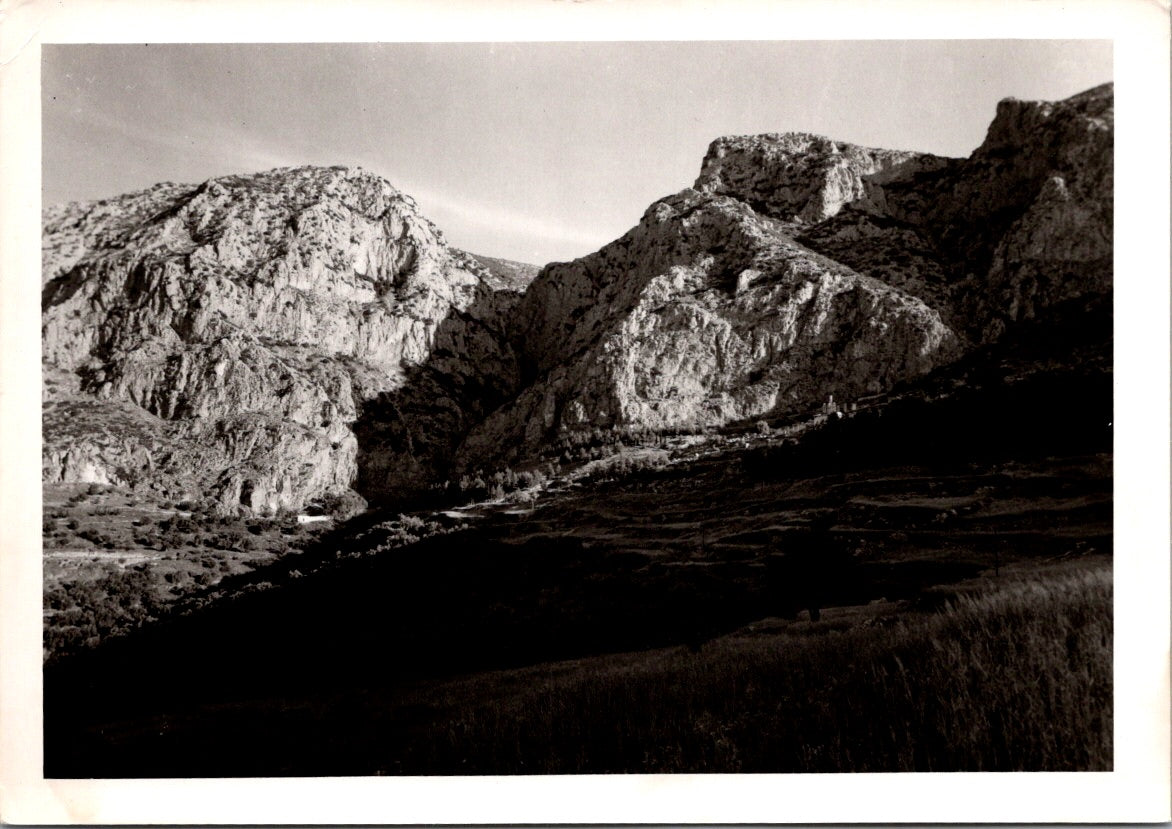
left=377, top=563, right=1112, bottom=773
left=42, top=483, right=328, bottom=660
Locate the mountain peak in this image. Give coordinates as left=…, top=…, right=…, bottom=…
left=978, top=82, right=1114, bottom=159
left=42, top=164, right=526, bottom=513
left=694, top=131, right=949, bottom=224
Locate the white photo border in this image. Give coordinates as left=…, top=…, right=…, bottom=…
left=1, top=0, right=1167, bottom=823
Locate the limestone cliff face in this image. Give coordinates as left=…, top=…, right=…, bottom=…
left=44, top=85, right=1112, bottom=507
left=459, top=84, right=1112, bottom=468
left=458, top=189, right=961, bottom=467
left=694, top=132, right=951, bottom=225
left=43, top=166, right=527, bottom=512
left=933, top=83, right=1113, bottom=341
left=799, top=83, right=1113, bottom=341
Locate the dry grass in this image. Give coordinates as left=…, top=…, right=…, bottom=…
left=388, top=564, right=1111, bottom=773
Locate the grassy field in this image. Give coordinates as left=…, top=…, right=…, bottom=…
left=44, top=557, right=1110, bottom=775
left=42, top=404, right=1113, bottom=776
left=42, top=439, right=1112, bottom=776
left=382, top=561, right=1111, bottom=773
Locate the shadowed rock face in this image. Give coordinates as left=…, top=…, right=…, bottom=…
left=458, top=85, right=1112, bottom=469
left=42, top=84, right=1112, bottom=510
left=42, top=166, right=529, bottom=512
left=799, top=82, right=1114, bottom=341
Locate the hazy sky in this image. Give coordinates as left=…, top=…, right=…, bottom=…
left=43, top=41, right=1111, bottom=264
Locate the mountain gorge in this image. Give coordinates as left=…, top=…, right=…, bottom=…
left=41, top=83, right=1113, bottom=513
left=41, top=81, right=1116, bottom=778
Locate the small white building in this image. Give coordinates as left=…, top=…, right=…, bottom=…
left=296, top=514, right=332, bottom=525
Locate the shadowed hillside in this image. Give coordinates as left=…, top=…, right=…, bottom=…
left=44, top=289, right=1111, bottom=775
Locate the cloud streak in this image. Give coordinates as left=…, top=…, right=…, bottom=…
left=64, top=106, right=306, bottom=183
left=50, top=102, right=614, bottom=263
left=403, top=181, right=615, bottom=261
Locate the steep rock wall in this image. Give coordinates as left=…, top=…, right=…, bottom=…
left=43, top=166, right=527, bottom=512
left=800, top=83, right=1114, bottom=342
left=459, top=190, right=960, bottom=468
left=459, top=84, right=1112, bottom=469
left=43, top=84, right=1113, bottom=505
left=694, top=132, right=951, bottom=224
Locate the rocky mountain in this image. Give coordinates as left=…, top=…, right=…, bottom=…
left=42, top=166, right=533, bottom=513
left=457, top=190, right=961, bottom=468
left=457, top=84, right=1112, bottom=469
left=42, top=84, right=1112, bottom=513
left=794, top=83, right=1113, bottom=343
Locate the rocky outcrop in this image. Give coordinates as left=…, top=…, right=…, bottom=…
left=458, top=84, right=1112, bottom=468
left=799, top=82, right=1113, bottom=341
left=458, top=189, right=961, bottom=468
left=934, top=83, right=1113, bottom=341
left=43, top=85, right=1112, bottom=509
left=694, top=132, right=951, bottom=225
left=43, top=166, right=531, bottom=512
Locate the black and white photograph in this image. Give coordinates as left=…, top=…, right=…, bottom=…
left=1, top=0, right=1169, bottom=824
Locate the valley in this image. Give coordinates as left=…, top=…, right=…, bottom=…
left=42, top=437, right=1112, bottom=774
left=41, top=81, right=1114, bottom=776
left=43, top=308, right=1112, bottom=773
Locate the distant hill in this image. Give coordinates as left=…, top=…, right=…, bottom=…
left=459, top=251, right=541, bottom=293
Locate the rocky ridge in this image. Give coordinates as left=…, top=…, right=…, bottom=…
left=457, top=84, right=1112, bottom=469
left=796, top=82, right=1113, bottom=341
left=43, top=84, right=1112, bottom=512
left=457, top=189, right=960, bottom=468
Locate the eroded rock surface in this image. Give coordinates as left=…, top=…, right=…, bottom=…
left=43, top=166, right=530, bottom=512
left=459, top=190, right=960, bottom=468
left=43, top=84, right=1112, bottom=509
left=694, top=132, right=951, bottom=225
left=459, top=84, right=1112, bottom=468
left=800, top=82, right=1114, bottom=341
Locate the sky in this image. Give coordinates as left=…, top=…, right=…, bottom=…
left=43, top=41, right=1112, bottom=265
